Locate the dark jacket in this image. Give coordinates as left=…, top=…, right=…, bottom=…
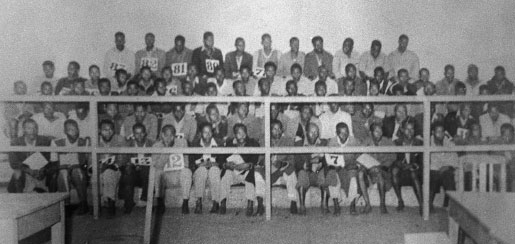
left=9, top=136, right=52, bottom=170
left=192, top=47, right=224, bottom=77
left=224, top=51, right=253, bottom=78
left=382, top=116, right=421, bottom=139
left=189, top=137, right=226, bottom=171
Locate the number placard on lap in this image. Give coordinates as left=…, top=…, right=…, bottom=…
left=168, top=85, right=178, bottom=95
left=253, top=67, right=265, bottom=77
left=171, top=62, right=188, bottom=76
left=325, top=154, right=346, bottom=168
left=356, top=153, right=381, bottom=169
left=131, top=157, right=152, bottom=166
left=456, top=128, right=469, bottom=139
left=100, top=156, right=116, bottom=165
left=109, top=62, right=127, bottom=71
left=165, top=154, right=185, bottom=171
left=205, top=59, right=220, bottom=73
left=141, top=57, right=158, bottom=71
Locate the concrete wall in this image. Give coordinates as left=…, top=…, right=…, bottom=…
left=1, top=0, right=514, bottom=96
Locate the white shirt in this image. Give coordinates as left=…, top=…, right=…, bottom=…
left=319, top=110, right=353, bottom=139
left=50, top=138, right=81, bottom=165
left=283, top=75, right=314, bottom=96
left=313, top=77, right=338, bottom=95
left=207, top=78, right=234, bottom=96
left=333, top=50, right=360, bottom=79
left=31, top=112, right=66, bottom=139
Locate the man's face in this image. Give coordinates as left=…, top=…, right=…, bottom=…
left=106, top=104, right=118, bottom=117
left=420, top=70, right=430, bottom=82
left=141, top=69, right=152, bottom=81
left=307, top=125, right=319, bottom=144
left=183, top=83, right=193, bottom=96
left=371, top=45, right=381, bottom=59
left=234, top=82, right=246, bottom=96
left=434, top=126, right=445, bottom=142
left=117, top=73, right=128, bottom=85
left=161, top=129, right=175, bottom=146
left=235, top=127, right=247, bottom=143
left=204, top=36, right=214, bottom=49
left=342, top=40, right=353, bottom=54
left=471, top=124, right=481, bottom=138
left=444, top=68, right=455, bottom=81
left=206, top=86, right=217, bottom=96
left=467, top=67, right=478, bottom=80
left=14, top=82, right=27, bottom=95
left=134, top=106, right=146, bottom=123
left=201, top=126, right=212, bottom=143
left=346, top=66, right=356, bottom=79
left=369, top=84, right=379, bottom=96
left=215, top=69, right=225, bottom=82
left=43, top=103, right=54, bottom=118
left=460, top=105, right=471, bottom=119
left=344, top=80, right=355, bottom=95
left=286, top=83, right=297, bottom=96
left=290, top=39, right=299, bottom=53
left=173, top=106, right=185, bottom=121
left=145, top=34, right=155, bottom=48
left=329, top=103, right=339, bottom=113
left=403, top=123, right=415, bottom=140
left=24, top=122, right=38, bottom=140
left=271, top=123, right=282, bottom=140
left=495, top=69, right=506, bottom=80
left=372, top=126, right=383, bottom=141
left=76, top=107, right=88, bottom=120
left=133, top=127, right=147, bottom=144
left=100, top=123, right=114, bottom=142
left=424, top=83, right=436, bottom=96
left=115, top=35, right=125, bottom=50
left=374, top=70, right=385, bottom=81
left=236, top=40, right=245, bottom=53
left=43, top=64, right=54, bottom=77
left=265, top=65, right=276, bottom=79
left=398, top=38, right=408, bottom=52
left=89, top=67, right=100, bottom=81
left=208, top=108, right=220, bottom=122
left=259, top=80, right=271, bottom=95
left=240, top=68, right=250, bottom=81
left=175, top=40, right=184, bottom=53
left=127, top=84, right=139, bottom=96
left=41, top=84, right=53, bottom=95
left=318, top=67, right=328, bottom=80
left=300, top=107, right=312, bottom=121
left=501, top=129, right=514, bottom=144
left=314, top=40, right=323, bottom=53
left=156, top=82, right=166, bottom=95
left=237, top=104, right=249, bottom=117
left=68, top=64, right=79, bottom=78
left=291, top=67, right=302, bottom=80
left=395, top=106, right=407, bottom=122
left=162, top=69, right=172, bottom=80
left=488, top=107, right=500, bottom=121
left=270, top=104, right=279, bottom=119
left=262, top=37, right=272, bottom=49
left=65, top=123, right=79, bottom=141
left=337, top=126, right=349, bottom=143
left=315, top=85, right=326, bottom=96
left=362, top=104, right=373, bottom=118
left=74, top=82, right=85, bottom=94
left=398, top=72, right=409, bottom=85
left=343, top=104, right=356, bottom=115
left=456, top=87, right=466, bottom=95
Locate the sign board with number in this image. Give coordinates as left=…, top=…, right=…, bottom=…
left=356, top=153, right=380, bottom=169
left=171, top=62, right=188, bottom=76
left=325, top=154, right=346, bottom=168
left=205, top=59, right=220, bottom=73
left=131, top=157, right=152, bottom=166
left=141, top=57, right=158, bottom=71
left=99, top=156, right=116, bottom=165
left=253, top=67, right=265, bottom=77
left=456, top=128, right=469, bottom=139
left=110, top=62, right=127, bottom=71
left=164, top=154, right=185, bottom=171
left=176, top=133, right=185, bottom=139
left=168, top=85, right=178, bottom=95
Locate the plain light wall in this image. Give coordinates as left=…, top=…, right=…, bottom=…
left=1, top=0, right=515, bottom=96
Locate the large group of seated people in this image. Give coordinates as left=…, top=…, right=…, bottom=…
left=3, top=31, right=515, bottom=219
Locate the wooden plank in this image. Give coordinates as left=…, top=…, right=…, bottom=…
left=264, top=98, right=271, bottom=221
left=90, top=100, right=100, bottom=219
left=17, top=202, right=60, bottom=240
left=0, top=219, right=17, bottom=244
left=51, top=201, right=65, bottom=244
left=423, top=99, right=430, bottom=220
left=143, top=164, right=156, bottom=244
left=500, top=163, right=506, bottom=192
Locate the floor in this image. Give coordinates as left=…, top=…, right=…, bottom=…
left=64, top=206, right=449, bottom=244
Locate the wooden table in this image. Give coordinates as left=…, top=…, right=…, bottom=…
left=447, top=191, right=515, bottom=244
left=0, top=193, right=69, bottom=244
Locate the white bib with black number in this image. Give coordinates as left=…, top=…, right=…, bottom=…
left=253, top=67, right=265, bottom=78
left=100, top=156, right=116, bottom=165
left=205, top=59, right=220, bottom=73
left=141, top=57, right=158, bottom=71
left=325, top=154, right=345, bottom=168
left=171, top=62, right=188, bottom=76
left=131, top=156, right=152, bottom=166
left=165, top=154, right=185, bottom=171
left=110, top=62, right=126, bottom=71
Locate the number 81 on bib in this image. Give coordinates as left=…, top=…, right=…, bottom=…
left=171, top=63, right=188, bottom=76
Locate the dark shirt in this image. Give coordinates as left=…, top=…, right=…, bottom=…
left=192, top=47, right=224, bottom=77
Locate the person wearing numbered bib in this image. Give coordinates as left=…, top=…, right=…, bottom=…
left=192, top=31, right=224, bottom=78
left=327, top=122, right=363, bottom=215
left=165, top=35, right=193, bottom=79
left=221, top=123, right=262, bottom=216
left=50, top=119, right=91, bottom=215
left=103, top=32, right=135, bottom=85
left=98, top=119, right=128, bottom=218
left=162, top=103, right=198, bottom=145
left=429, top=122, right=458, bottom=211
left=135, top=33, right=166, bottom=77
left=294, top=123, right=333, bottom=215
left=224, top=37, right=253, bottom=79
left=269, top=120, right=299, bottom=214
left=278, top=37, right=305, bottom=77
left=392, top=118, right=423, bottom=213
left=304, top=36, right=334, bottom=80
left=8, top=119, right=52, bottom=193
left=361, top=123, right=397, bottom=214
left=123, top=123, right=154, bottom=213
left=253, top=33, right=281, bottom=71
left=120, top=103, right=158, bottom=141
left=190, top=123, right=224, bottom=214
left=152, top=124, right=192, bottom=214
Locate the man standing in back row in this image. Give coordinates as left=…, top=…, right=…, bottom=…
left=135, top=33, right=166, bottom=77
left=304, top=36, right=334, bottom=80
left=165, top=35, right=193, bottom=79
left=192, top=32, right=224, bottom=79
left=386, top=34, right=419, bottom=82
left=104, top=32, right=135, bottom=85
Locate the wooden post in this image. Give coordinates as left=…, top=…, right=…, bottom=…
left=500, top=162, right=506, bottom=192
left=90, top=100, right=100, bottom=219
left=422, top=98, right=430, bottom=220
left=143, top=165, right=156, bottom=244
left=264, top=97, right=272, bottom=221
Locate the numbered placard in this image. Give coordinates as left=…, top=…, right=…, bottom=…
left=176, top=133, right=185, bottom=139
left=195, top=155, right=216, bottom=165
left=141, top=57, right=158, bottom=71
left=253, top=67, right=265, bottom=77
left=325, top=154, right=346, bottom=168
left=205, top=59, right=220, bottom=73
left=164, top=154, right=185, bottom=171
left=456, top=128, right=469, bottom=139
left=171, top=62, right=188, bottom=76
left=131, top=156, right=152, bottom=166
left=99, top=156, right=116, bottom=165
left=356, top=153, right=380, bottom=169
left=168, top=85, right=178, bottom=95
left=109, top=62, right=127, bottom=71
